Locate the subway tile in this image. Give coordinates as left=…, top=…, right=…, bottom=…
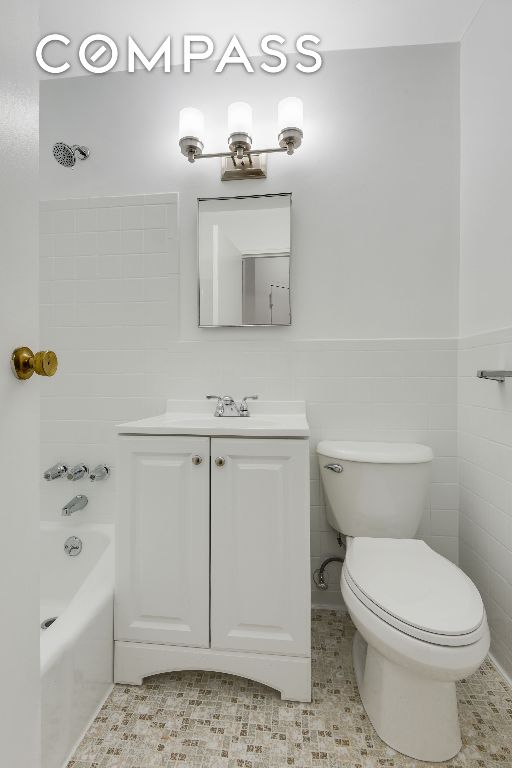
left=75, top=232, right=98, bottom=256
left=121, top=229, right=144, bottom=254
left=143, top=251, right=174, bottom=277
left=122, top=253, right=145, bottom=278
left=144, top=193, right=178, bottom=205
left=53, top=233, right=75, bottom=258
left=144, top=204, right=167, bottom=229
left=121, top=205, right=145, bottom=229
left=97, top=207, right=121, bottom=231
left=77, top=208, right=98, bottom=232
left=97, top=254, right=122, bottom=279
left=40, top=234, right=54, bottom=259
left=76, top=256, right=97, bottom=279
left=53, top=209, right=76, bottom=233
left=93, top=195, right=146, bottom=208
left=98, top=230, right=122, bottom=255
left=144, top=228, right=167, bottom=253
left=168, top=239, right=180, bottom=273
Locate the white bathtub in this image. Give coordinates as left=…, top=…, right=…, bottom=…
left=40, top=522, right=114, bottom=768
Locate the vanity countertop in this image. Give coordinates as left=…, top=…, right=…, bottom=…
left=118, top=400, right=309, bottom=438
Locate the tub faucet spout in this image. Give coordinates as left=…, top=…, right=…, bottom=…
left=62, top=494, right=88, bottom=516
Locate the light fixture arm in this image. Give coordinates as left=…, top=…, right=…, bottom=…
left=194, top=145, right=290, bottom=162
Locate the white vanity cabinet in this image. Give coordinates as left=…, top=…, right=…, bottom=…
left=115, top=436, right=210, bottom=648
left=210, top=438, right=310, bottom=657
left=114, top=406, right=311, bottom=702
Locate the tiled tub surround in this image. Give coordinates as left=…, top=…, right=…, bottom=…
left=458, top=327, right=512, bottom=681
left=39, top=194, right=459, bottom=606
left=68, top=609, right=512, bottom=768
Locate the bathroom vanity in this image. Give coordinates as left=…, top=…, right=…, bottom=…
left=114, top=400, right=311, bottom=701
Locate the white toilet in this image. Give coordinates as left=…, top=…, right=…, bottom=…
left=317, top=441, right=490, bottom=763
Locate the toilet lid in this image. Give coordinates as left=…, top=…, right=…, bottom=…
left=345, top=538, right=485, bottom=643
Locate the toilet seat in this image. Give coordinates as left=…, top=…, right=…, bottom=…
left=344, top=538, right=485, bottom=647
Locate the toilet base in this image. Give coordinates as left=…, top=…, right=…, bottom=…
left=352, top=631, right=461, bottom=762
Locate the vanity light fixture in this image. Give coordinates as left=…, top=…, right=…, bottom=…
left=178, top=97, right=303, bottom=180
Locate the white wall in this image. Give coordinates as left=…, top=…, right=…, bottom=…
left=39, top=44, right=460, bottom=604
left=41, top=46, right=460, bottom=340
left=0, top=1, right=40, bottom=764
left=459, top=0, right=512, bottom=678
left=460, top=0, right=512, bottom=337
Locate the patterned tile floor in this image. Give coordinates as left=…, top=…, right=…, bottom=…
left=68, top=610, right=512, bottom=768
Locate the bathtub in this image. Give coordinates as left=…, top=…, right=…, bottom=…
left=40, top=522, right=114, bottom=768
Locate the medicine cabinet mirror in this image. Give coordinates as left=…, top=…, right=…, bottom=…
left=198, top=193, right=291, bottom=327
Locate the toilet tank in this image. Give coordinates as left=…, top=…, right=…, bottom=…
left=317, top=442, right=433, bottom=539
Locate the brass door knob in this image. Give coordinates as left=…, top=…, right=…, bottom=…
left=215, top=457, right=225, bottom=467
left=11, top=347, right=58, bottom=380
left=191, top=455, right=203, bottom=466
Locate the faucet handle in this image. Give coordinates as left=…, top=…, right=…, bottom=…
left=43, top=463, right=68, bottom=481
left=240, top=395, right=258, bottom=416
left=206, top=394, right=223, bottom=416
left=89, top=464, right=110, bottom=482
left=241, top=395, right=258, bottom=404
left=67, top=464, right=89, bottom=481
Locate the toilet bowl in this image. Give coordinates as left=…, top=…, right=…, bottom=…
left=317, top=441, right=490, bottom=762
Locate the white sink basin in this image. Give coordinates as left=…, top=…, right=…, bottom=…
left=118, top=400, right=309, bottom=437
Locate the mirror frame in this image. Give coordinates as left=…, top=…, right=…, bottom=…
left=197, top=192, right=292, bottom=328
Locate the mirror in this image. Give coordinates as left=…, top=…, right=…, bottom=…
left=198, top=193, right=291, bottom=327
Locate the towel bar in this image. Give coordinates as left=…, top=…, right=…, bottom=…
left=477, top=370, right=512, bottom=382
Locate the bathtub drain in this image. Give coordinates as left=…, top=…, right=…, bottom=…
left=41, top=617, right=58, bottom=630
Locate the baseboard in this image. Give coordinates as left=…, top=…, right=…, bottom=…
left=311, top=590, right=345, bottom=610
left=488, top=652, right=512, bottom=688
left=60, top=683, right=113, bottom=768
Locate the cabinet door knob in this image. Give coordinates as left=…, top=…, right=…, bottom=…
left=191, top=455, right=203, bottom=466
left=215, top=457, right=225, bottom=467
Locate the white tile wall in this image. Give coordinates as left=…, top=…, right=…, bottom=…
left=458, top=327, right=512, bottom=679
left=39, top=194, right=459, bottom=608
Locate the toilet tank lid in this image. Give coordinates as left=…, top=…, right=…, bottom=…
left=317, top=441, right=433, bottom=464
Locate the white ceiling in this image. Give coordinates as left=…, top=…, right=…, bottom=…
left=39, top=0, right=486, bottom=77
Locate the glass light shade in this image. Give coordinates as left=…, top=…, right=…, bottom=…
left=179, top=107, right=205, bottom=139
left=278, top=97, right=304, bottom=131
left=228, top=102, right=253, bottom=136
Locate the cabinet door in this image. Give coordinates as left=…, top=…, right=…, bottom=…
left=211, top=438, right=310, bottom=656
left=115, top=435, right=210, bottom=647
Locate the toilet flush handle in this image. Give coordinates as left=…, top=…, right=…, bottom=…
left=324, top=463, right=343, bottom=473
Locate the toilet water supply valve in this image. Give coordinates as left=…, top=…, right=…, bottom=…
left=313, top=533, right=346, bottom=591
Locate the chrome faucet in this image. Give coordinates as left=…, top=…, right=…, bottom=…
left=206, top=394, right=258, bottom=417
left=62, top=495, right=88, bottom=516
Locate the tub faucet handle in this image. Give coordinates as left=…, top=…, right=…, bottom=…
left=67, top=464, right=89, bottom=481
left=43, top=463, right=68, bottom=481
left=89, top=464, right=110, bottom=482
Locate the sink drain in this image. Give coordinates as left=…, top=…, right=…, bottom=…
left=41, top=616, right=58, bottom=630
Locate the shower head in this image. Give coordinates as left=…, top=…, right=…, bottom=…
left=52, top=142, right=90, bottom=168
